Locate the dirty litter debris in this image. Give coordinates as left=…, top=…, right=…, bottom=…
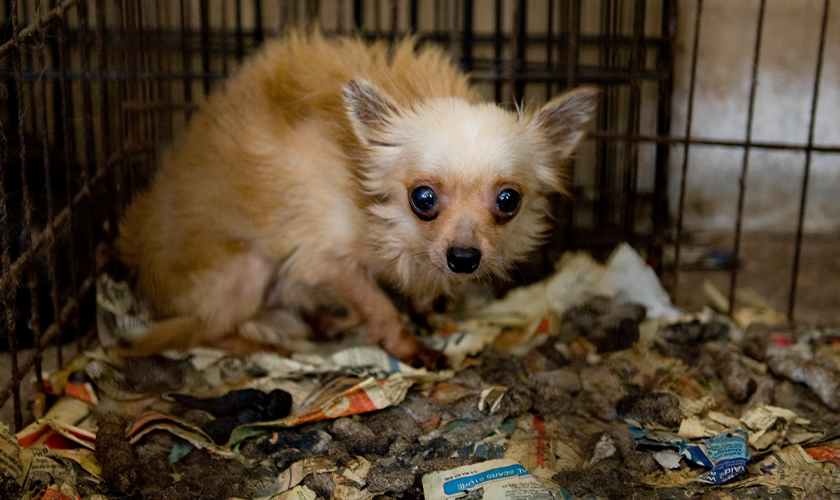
left=2, top=244, right=839, bottom=499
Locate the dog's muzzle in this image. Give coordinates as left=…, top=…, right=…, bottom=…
left=446, top=247, right=481, bottom=274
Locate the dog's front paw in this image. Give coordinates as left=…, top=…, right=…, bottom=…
left=405, top=342, right=447, bottom=370
left=399, top=330, right=447, bottom=370
left=383, top=328, right=448, bottom=370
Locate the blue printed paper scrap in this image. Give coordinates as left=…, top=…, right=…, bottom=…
left=443, top=464, right=530, bottom=494
left=679, top=429, right=751, bottom=484
left=422, top=458, right=555, bottom=499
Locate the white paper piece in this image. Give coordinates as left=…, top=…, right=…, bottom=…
left=544, top=252, right=610, bottom=314
left=482, top=281, right=551, bottom=319
left=588, top=434, right=617, bottom=466
left=652, top=449, right=683, bottom=469
left=540, top=243, right=681, bottom=319
left=601, top=243, right=682, bottom=320
left=248, top=345, right=435, bottom=379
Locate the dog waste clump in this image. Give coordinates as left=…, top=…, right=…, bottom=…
left=3, top=243, right=839, bottom=499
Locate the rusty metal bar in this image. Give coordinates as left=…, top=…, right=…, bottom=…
left=135, top=0, right=156, bottom=185
left=155, top=0, right=174, bottom=147
left=587, top=130, right=840, bottom=154
left=390, top=0, right=399, bottom=37
left=540, top=0, right=558, bottom=274
left=6, top=0, right=25, bottom=431
left=334, top=0, right=345, bottom=32
left=220, top=0, right=230, bottom=76
left=54, top=0, right=84, bottom=356
left=375, top=0, right=383, bottom=34
left=566, top=0, right=581, bottom=89
left=31, top=0, right=62, bottom=411
left=77, top=2, right=96, bottom=239
left=511, top=0, right=527, bottom=103
left=545, top=0, right=555, bottom=102
left=0, top=0, right=79, bottom=60
left=77, top=1, right=100, bottom=361
left=254, top=0, right=264, bottom=44
left=620, top=0, right=646, bottom=240
left=672, top=0, right=703, bottom=296
left=493, top=0, right=502, bottom=102
left=235, top=0, right=245, bottom=61
left=460, top=0, right=474, bottom=71
left=555, top=0, right=582, bottom=261
left=123, top=0, right=145, bottom=196
left=409, top=0, right=418, bottom=32
left=20, top=3, right=46, bottom=404
left=199, top=0, right=211, bottom=95
left=649, top=0, right=676, bottom=272
left=353, top=0, right=362, bottom=29
left=594, top=0, right=615, bottom=230
left=94, top=0, right=117, bottom=244
left=113, top=0, right=131, bottom=223
left=728, top=0, right=765, bottom=316
left=179, top=0, right=192, bottom=107
left=788, top=0, right=831, bottom=321
left=0, top=276, right=98, bottom=415
left=0, top=172, right=106, bottom=302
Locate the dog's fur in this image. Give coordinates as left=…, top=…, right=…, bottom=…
left=116, top=31, right=596, bottom=365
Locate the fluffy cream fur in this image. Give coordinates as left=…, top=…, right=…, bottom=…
left=117, top=31, right=596, bottom=366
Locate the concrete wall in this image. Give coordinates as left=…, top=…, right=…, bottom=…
left=670, top=0, right=840, bottom=234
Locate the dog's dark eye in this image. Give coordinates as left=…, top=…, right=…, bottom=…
left=410, top=186, right=437, bottom=220
left=496, top=188, right=521, bottom=218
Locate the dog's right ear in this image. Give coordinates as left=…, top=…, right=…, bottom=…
left=531, top=87, right=598, bottom=158
left=343, top=80, right=401, bottom=147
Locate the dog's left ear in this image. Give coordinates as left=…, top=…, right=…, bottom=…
left=532, top=87, right=598, bottom=157
left=343, top=80, right=401, bottom=147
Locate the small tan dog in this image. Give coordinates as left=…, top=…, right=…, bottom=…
left=117, top=31, right=596, bottom=366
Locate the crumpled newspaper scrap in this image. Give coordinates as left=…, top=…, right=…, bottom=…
left=256, top=456, right=371, bottom=498
left=741, top=443, right=840, bottom=493
left=228, top=371, right=415, bottom=445
left=2, top=420, right=104, bottom=500
left=6, top=343, right=435, bottom=500
left=6, top=243, right=840, bottom=499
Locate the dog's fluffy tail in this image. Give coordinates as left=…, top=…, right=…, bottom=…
left=113, top=315, right=202, bottom=357
left=113, top=315, right=296, bottom=358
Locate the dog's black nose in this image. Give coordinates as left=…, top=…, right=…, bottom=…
left=446, top=247, right=481, bottom=274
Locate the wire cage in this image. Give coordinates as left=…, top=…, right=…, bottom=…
left=1, top=0, right=838, bottom=431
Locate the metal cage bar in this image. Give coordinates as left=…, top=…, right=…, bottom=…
left=672, top=0, right=703, bottom=296
left=788, top=0, right=831, bottom=322
left=728, top=0, right=766, bottom=317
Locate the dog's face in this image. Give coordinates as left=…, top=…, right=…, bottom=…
left=344, top=81, right=597, bottom=286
